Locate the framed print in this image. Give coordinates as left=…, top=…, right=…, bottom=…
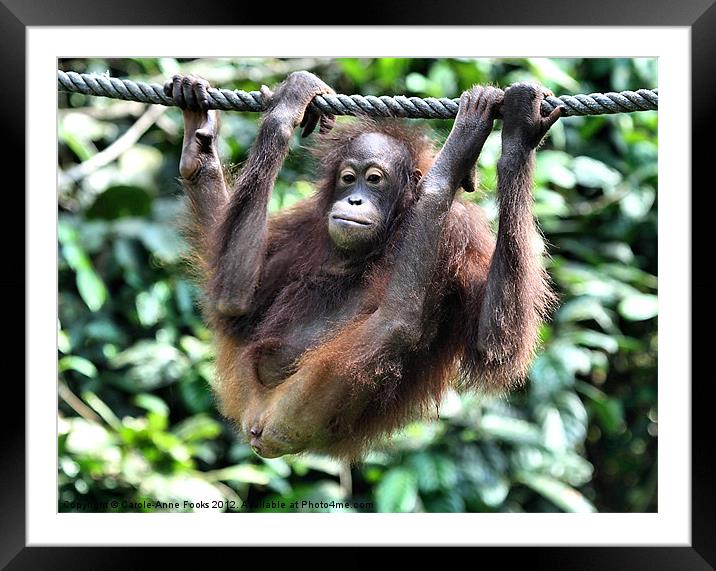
left=7, top=0, right=714, bottom=567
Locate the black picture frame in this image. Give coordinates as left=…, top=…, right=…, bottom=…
left=7, top=1, right=713, bottom=567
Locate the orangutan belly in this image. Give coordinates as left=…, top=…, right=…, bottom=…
left=255, top=294, right=365, bottom=387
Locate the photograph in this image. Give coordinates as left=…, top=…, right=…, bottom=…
left=57, top=56, right=658, bottom=515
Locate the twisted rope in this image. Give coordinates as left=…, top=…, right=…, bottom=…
left=58, top=70, right=658, bottom=119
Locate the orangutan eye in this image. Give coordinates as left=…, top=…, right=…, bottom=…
left=366, top=168, right=384, bottom=184
left=340, top=170, right=356, bottom=184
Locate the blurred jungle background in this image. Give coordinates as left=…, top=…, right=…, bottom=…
left=58, top=58, right=658, bottom=513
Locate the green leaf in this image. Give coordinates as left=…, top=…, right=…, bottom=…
left=140, top=474, right=223, bottom=510
left=550, top=343, right=592, bottom=375
left=565, top=330, right=619, bottom=353
left=340, top=58, right=369, bottom=84
left=59, top=221, right=108, bottom=312
left=58, top=327, right=71, bottom=353
left=59, top=112, right=111, bottom=162
left=526, top=58, right=580, bottom=91
left=60, top=111, right=111, bottom=143
left=534, top=188, right=570, bottom=217
left=112, top=219, right=183, bottom=263
left=423, top=490, right=465, bottom=513
left=118, top=144, right=164, bottom=182
left=180, top=335, right=212, bottom=361
left=541, top=407, right=567, bottom=451
left=375, top=468, right=419, bottom=513
left=618, top=294, right=658, bottom=321
left=291, top=454, right=343, bottom=476
left=408, top=453, right=443, bottom=493
left=577, top=386, right=625, bottom=435
left=62, top=417, right=114, bottom=456
left=620, top=186, right=656, bottom=219
left=535, top=150, right=576, bottom=188
left=557, top=297, right=616, bottom=332
left=75, top=268, right=108, bottom=312
left=535, top=394, right=588, bottom=452
left=133, top=393, right=169, bottom=417
left=427, top=63, right=458, bottom=98
left=86, top=185, right=153, bottom=220
left=530, top=351, right=572, bottom=394
left=573, top=156, right=622, bottom=191
left=459, top=446, right=510, bottom=507
left=135, top=282, right=171, bottom=327
left=405, top=72, right=428, bottom=94
left=179, top=375, right=214, bottom=414
left=81, top=391, right=122, bottom=430
left=602, top=263, right=658, bottom=289
left=480, top=415, right=543, bottom=446
left=59, top=130, right=96, bottom=162
left=109, top=340, right=190, bottom=391
left=435, top=455, right=459, bottom=489
left=59, top=355, right=97, bottom=378
left=138, top=224, right=183, bottom=263
left=375, top=58, right=411, bottom=86
left=517, top=472, right=596, bottom=513
left=84, top=318, right=127, bottom=345
left=204, top=464, right=271, bottom=486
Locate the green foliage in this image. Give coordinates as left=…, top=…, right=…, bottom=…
left=58, top=57, right=657, bottom=513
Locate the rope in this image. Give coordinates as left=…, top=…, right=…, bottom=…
left=58, top=69, right=658, bottom=119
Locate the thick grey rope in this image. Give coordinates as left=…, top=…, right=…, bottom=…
left=58, top=70, right=658, bottom=119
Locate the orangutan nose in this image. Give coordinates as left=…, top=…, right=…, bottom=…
left=250, top=426, right=262, bottom=437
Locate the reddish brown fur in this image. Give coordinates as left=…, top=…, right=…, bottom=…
left=186, top=117, right=551, bottom=460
